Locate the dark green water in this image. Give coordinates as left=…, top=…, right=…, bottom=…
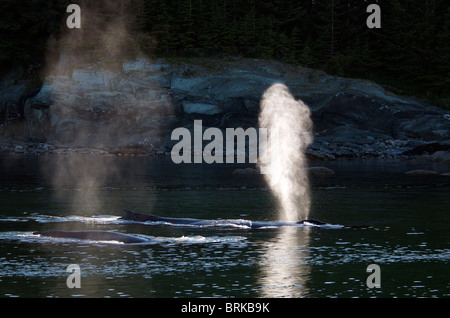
left=0, top=154, right=449, bottom=298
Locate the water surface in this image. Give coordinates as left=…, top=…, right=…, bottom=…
left=0, top=154, right=449, bottom=298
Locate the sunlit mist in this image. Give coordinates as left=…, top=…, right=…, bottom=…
left=258, top=83, right=313, bottom=221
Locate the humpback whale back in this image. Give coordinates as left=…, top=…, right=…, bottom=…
left=121, top=209, right=158, bottom=222
left=297, top=219, right=327, bottom=226
left=120, top=210, right=344, bottom=229
left=121, top=209, right=201, bottom=225
left=34, top=230, right=148, bottom=244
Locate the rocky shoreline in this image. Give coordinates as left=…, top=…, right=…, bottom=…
left=1, top=57, right=449, bottom=167
left=2, top=137, right=449, bottom=167
left=2, top=134, right=450, bottom=179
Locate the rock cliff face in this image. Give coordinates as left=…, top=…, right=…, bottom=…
left=1, top=57, right=449, bottom=159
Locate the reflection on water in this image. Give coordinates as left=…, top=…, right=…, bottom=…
left=0, top=155, right=450, bottom=298
left=258, top=227, right=311, bottom=297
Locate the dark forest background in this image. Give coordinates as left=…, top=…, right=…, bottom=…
left=0, top=0, right=449, bottom=107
